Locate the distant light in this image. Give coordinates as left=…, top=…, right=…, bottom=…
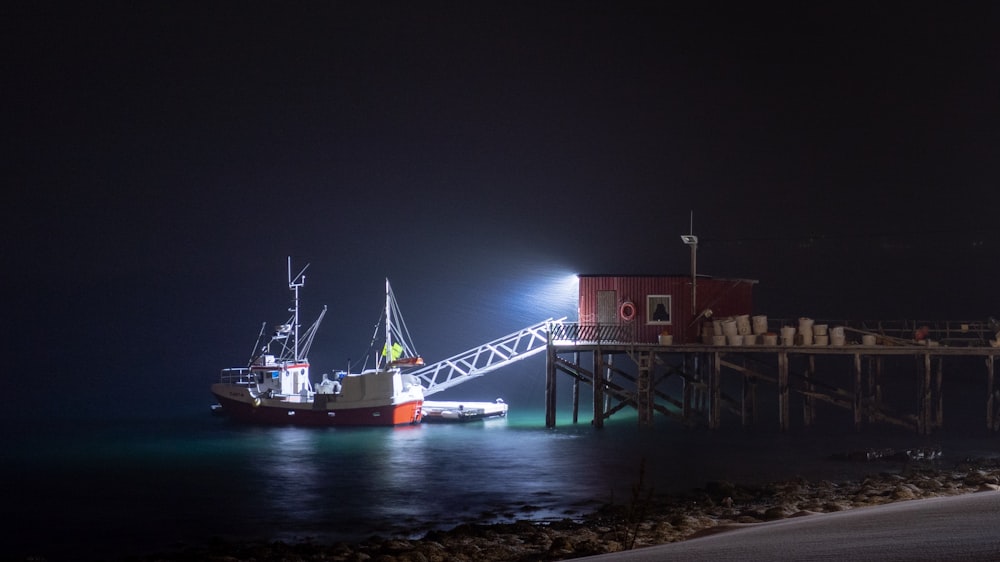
left=681, top=235, right=698, bottom=245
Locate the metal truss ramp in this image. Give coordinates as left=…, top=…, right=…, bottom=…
left=410, top=317, right=566, bottom=396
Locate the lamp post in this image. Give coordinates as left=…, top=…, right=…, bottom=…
left=681, top=234, right=698, bottom=312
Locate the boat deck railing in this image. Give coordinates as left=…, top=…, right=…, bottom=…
left=219, top=368, right=253, bottom=384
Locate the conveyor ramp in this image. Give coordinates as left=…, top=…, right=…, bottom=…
left=409, top=317, right=566, bottom=396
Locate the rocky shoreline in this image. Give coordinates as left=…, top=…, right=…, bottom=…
left=128, top=456, right=1000, bottom=562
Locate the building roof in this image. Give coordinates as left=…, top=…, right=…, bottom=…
left=578, top=273, right=759, bottom=283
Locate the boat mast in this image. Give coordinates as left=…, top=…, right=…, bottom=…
left=287, top=257, right=309, bottom=363
left=384, top=278, right=392, bottom=369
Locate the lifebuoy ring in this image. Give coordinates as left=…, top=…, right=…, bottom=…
left=619, top=300, right=636, bottom=321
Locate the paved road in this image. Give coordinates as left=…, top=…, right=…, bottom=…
left=578, top=492, right=1000, bottom=561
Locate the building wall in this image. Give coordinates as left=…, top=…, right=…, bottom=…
left=578, top=275, right=755, bottom=343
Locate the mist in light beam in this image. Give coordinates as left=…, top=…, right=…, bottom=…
left=504, top=269, right=578, bottom=322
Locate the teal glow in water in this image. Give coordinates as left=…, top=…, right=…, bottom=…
left=2, top=410, right=987, bottom=561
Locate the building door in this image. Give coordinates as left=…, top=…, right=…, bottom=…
left=597, top=290, right=617, bottom=324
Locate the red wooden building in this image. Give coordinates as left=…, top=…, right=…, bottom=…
left=577, top=274, right=757, bottom=343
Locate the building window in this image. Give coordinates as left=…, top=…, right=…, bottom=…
left=647, top=295, right=671, bottom=325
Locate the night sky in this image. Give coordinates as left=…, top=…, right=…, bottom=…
left=4, top=2, right=999, bottom=419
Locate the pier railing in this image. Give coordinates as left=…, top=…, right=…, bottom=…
left=549, top=322, right=636, bottom=344
left=547, top=319, right=998, bottom=347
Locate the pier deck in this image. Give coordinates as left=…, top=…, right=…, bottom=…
left=545, top=331, right=1000, bottom=434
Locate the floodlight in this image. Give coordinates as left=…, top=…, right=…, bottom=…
left=681, top=235, right=698, bottom=245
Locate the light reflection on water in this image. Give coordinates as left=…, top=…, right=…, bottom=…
left=5, top=410, right=996, bottom=560
left=246, top=418, right=603, bottom=543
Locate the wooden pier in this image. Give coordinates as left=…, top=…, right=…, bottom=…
left=545, top=322, right=1000, bottom=434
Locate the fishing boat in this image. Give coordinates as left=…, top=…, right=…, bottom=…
left=210, top=259, right=424, bottom=426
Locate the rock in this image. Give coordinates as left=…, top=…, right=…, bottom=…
left=832, top=446, right=942, bottom=462
left=669, top=514, right=698, bottom=528
left=571, top=537, right=607, bottom=557
left=381, top=538, right=414, bottom=552
left=911, top=475, right=943, bottom=490
left=963, top=470, right=999, bottom=488
left=763, top=506, right=790, bottom=520
left=891, top=486, right=916, bottom=500
left=548, top=535, right=574, bottom=555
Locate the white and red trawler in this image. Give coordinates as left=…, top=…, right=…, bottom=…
left=211, top=259, right=425, bottom=426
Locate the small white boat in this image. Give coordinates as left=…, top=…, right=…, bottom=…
left=210, top=259, right=425, bottom=426
left=420, top=399, right=509, bottom=422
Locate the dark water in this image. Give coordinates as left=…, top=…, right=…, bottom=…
left=4, top=403, right=999, bottom=561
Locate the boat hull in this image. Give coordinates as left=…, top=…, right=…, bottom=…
left=420, top=400, right=508, bottom=423
left=212, top=391, right=423, bottom=427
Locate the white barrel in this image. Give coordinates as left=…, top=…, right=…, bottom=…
left=727, top=334, right=743, bottom=346
left=797, top=317, right=814, bottom=346
left=712, top=335, right=727, bottom=346
left=736, top=315, right=752, bottom=335
left=831, top=333, right=846, bottom=346
left=814, top=324, right=828, bottom=336
left=763, top=334, right=778, bottom=346
left=831, top=326, right=845, bottom=338
left=814, top=334, right=829, bottom=346
left=743, top=334, right=756, bottom=346
left=862, top=334, right=877, bottom=346
left=752, top=315, right=768, bottom=335
left=712, top=320, right=723, bottom=336
left=721, top=318, right=738, bottom=337
left=781, top=325, right=796, bottom=346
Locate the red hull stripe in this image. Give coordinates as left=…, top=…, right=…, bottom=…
left=212, top=394, right=423, bottom=427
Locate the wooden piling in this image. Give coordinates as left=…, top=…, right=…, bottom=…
left=742, top=370, right=756, bottom=427
left=682, top=354, right=693, bottom=423
left=853, top=352, right=862, bottom=430
left=637, top=351, right=652, bottom=427
left=865, top=355, right=876, bottom=424
left=570, top=351, right=580, bottom=424
left=592, top=348, right=604, bottom=429
left=710, top=351, right=721, bottom=429
left=803, top=355, right=816, bottom=426
left=545, top=343, right=557, bottom=428
left=935, top=357, right=943, bottom=429
left=778, top=351, right=789, bottom=431
left=987, top=354, right=996, bottom=431
left=543, top=331, right=999, bottom=433
left=920, top=352, right=932, bottom=435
